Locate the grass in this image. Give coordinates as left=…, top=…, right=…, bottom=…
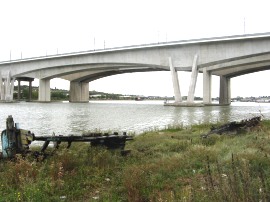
left=1, top=120, right=270, bottom=201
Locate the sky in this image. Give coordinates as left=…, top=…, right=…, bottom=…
left=1, top=0, right=270, bottom=98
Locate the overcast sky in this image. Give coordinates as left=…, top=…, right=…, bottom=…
left=1, top=0, right=270, bottom=98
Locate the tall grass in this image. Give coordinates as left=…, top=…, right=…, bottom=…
left=0, top=120, right=270, bottom=201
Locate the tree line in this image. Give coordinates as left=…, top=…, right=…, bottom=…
left=13, top=86, right=135, bottom=101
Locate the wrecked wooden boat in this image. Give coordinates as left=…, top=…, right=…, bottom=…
left=0, top=115, right=133, bottom=159
left=201, top=116, right=261, bottom=138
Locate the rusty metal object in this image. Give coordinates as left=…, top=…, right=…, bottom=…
left=0, top=115, right=133, bottom=159
left=1, top=115, right=34, bottom=158
left=34, top=132, right=132, bottom=153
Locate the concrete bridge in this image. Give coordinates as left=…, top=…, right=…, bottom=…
left=1, top=32, right=270, bottom=105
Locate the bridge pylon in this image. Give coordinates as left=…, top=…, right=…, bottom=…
left=219, top=76, right=231, bottom=105
left=187, top=54, right=199, bottom=103
left=169, top=57, right=182, bottom=103
left=203, top=68, right=212, bottom=104
left=39, top=79, right=51, bottom=102
left=0, top=71, right=14, bottom=102
left=69, top=81, right=89, bottom=103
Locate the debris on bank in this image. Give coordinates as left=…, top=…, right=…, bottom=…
left=201, top=116, right=261, bottom=138
left=0, top=115, right=133, bottom=159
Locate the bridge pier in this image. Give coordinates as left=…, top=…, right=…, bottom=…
left=16, top=77, right=34, bottom=101
left=169, top=57, right=182, bottom=103
left=203, top=68, right=212, bottom=104
left=69, top=81, right=89, bottom=103
left=0, top=73, right=2, bottom=100
left=39, top=79, right=51, bottom=102
left=187, top=54, right=199, bottom=103
left=219, top=76, right=231, bottom=105
left=0, top=71, right=14, bottom=101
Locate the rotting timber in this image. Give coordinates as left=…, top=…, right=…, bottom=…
left=201, top=116, right=262, bottom=138
left=0, top=115, right=133, bottom=159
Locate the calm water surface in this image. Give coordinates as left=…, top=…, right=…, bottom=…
left=0, top=100, right=269, bottom=137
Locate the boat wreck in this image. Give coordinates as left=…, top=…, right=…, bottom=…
left=201, top=116, right=261, bottom=138
left=0, top=115, right=133, bottom=159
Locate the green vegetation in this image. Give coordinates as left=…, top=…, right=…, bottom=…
left=51, top=90, right=69, bottom=101
left=1, top=121, right=270, bottom=201
left=14, top=86, right=39, bottom=100
left=14, top=86, right=69, bottom=101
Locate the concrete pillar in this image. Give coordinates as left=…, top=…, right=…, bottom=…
left=203, top=68, right=212, bottom=104
left=4, top=71, right=14, bottom=101
left=29, top=81, right=32, bottom=101
left=18, top=80, right=21, bottom=100
left=69, top=81, right=89, bottom=103
left=169, top=57, right=182, bottom=102
left=219, top=76, right=231, bottom=105
left=39, top=79, right=51, bottom=102
left=187, top=54, right=199, bottom=103
left=0, top=73, right=2, bottom=100
left=5, top=72, right=10, bottom=101
left=10, top=78, right=14, bottom=100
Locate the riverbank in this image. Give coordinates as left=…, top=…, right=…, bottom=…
left=0, top=120, right=270, bottom=201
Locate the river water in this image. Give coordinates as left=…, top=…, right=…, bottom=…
left=0, top=101, right=269, bottom=137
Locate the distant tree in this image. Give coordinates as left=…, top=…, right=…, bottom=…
left=22, top=88, right=29, bottom=99
left=32, top=91, right=38, bottom=100
left=51, top=91, right=68, bottom=100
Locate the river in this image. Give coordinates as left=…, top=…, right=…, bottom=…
left=0, top=100, right=269, bottom=137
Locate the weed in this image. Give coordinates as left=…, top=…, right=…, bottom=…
left=0, top=121, right=270, bottom=201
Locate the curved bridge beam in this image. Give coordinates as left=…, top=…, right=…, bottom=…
left=67, top=67, right=165, bottom=102
left=224, top=65, right=270, bottom=78
left=69, top=67, right=165, bottom=83
left=20, top=63, right=168, bottom=80
left=213, top=61, right=270, bottom=77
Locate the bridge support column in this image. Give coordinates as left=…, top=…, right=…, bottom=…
left=29, top=80, right=32, bottom=101
left=16, top=77, right=34, bottom=101
left=187, top=54, right=199, bottom=103
left=9, top=77, right=15, bottom=101
left=203, top=68, right=212, bottom=104
left=18, top=80, right=21, bottom=100
left=219, top=76, right=231, bottom=105
left=69, top=81, right=89, bottom=103
left=0, top=73, right=3, bottom=100
left=169, top=57, right=182, bottom=102
left=0, top=71, right=14, bottom=101
left=39, top=79, right=51, bottom=102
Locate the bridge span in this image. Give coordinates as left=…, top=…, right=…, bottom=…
left=1, top=32, right=270, bottom=105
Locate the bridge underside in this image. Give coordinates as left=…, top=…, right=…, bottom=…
left=0, top=54, right=268, bottom=104
left=36, top=65, right=166, bottom=102
left=6, top=55, right=270, bottom=104
left=200, top=53, right=270, bottom=105
left=35, top=53, right=270, bottom=104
